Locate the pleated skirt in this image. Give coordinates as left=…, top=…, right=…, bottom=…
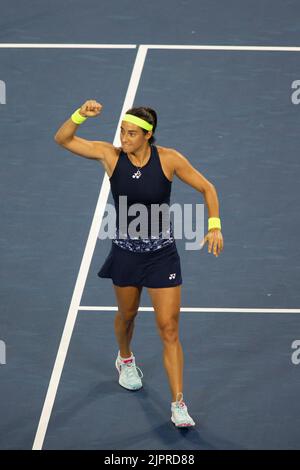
left=97, top=241, right=182, bottom=288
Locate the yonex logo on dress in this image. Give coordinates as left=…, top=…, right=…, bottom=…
left=169, top=273, right=176, bottom=280
left=0, top=80, right=6, bottom=105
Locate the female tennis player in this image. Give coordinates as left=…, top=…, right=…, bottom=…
left=54, top=100, right=224, bottom=428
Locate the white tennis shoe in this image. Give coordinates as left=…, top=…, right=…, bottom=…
left=171, top=394, right=196, bottom=427
left=115, top=351, right=143, bottom=391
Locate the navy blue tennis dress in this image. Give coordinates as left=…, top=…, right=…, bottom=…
left=97, top=144, right=182, bottom=288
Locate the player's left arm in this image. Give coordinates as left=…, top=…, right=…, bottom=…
left=171, top=148, right=224, bottom=256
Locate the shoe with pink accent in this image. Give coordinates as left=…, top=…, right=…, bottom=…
left=115, top=351, right=143, bottom=391
left=171, top=393, right=195, bottom=427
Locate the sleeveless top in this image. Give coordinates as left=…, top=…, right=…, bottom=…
left=109, top=144, right=175, bottom=252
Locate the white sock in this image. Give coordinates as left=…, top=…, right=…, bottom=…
left=172, top=401, right=185, bottom=407
left=119, top=351, right=134, bottom=361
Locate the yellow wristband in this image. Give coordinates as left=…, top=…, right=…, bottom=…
left=71, top=108, right=87, bottom=125
left=208, top=217, right=221, bottom=231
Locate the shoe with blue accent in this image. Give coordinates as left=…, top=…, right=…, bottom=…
left=115, top=351, right=143, bottom=391
left=171, top=393, right=196, bottom=427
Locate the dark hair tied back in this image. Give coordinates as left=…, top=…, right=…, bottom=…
left=125, top=106, right=157, bottom=144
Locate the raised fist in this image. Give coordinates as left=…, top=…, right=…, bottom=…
left=79, top=100, right=103, bottom=117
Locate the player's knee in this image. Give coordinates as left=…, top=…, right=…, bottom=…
left=158, top=320, right=179, bottom=344
left=119, top=308, right=138, bottom=323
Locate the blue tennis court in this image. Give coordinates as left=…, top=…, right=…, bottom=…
left=1, top=0, right=300, bottom=450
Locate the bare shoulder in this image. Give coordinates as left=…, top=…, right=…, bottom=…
left=94, top=141, right=121, bottom=159
left=96, top=143, right=122, bottom=177
left=156, top=145, right=184, bottom=181
left=156, top=145, right=185, bottom=168
left=156, top=145, right=183, bottom=157
left=87, top=141, right=121, bottom=165
left=157, top=145, right=212, bottom=192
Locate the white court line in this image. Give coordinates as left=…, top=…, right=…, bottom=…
left=145, top=44, right=300, bottom=51
left=78, top=306, right=300, bottom=314
left=32, top=44, right=148, bottom=451
left=0, top=43, right=136, bottom=48
left=1, top=43, right=300, bottom=51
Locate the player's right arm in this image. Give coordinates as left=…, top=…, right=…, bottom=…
left=54, top=100, right=116, bottom=160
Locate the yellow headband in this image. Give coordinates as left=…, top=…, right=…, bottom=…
left=123, top=114, right=153, bottom=131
